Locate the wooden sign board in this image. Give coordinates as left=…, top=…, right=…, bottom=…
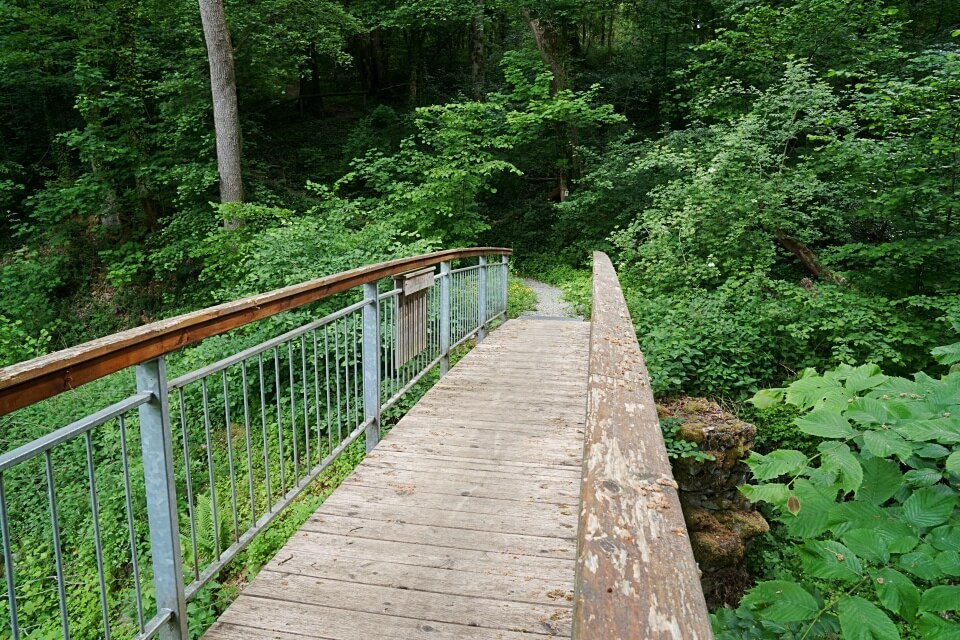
left=393, top=268, right=436, bottom=367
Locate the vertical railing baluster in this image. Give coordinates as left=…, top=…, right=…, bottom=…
left=362, top=282, right=381, bottom=452
left=0, top=474, right=20, bottom=640
left=85, top=432, right=111, bottom=640
left=44, top=451, right=70, bottom=639
left=258, top=354, right=273, bottom=513
left=273, top=348, right=286, bottom=496
left=334, top=323, right=343, bottom=445
left=119, top=415, right=146, bottom=629
left=440, top=261, right=451, bottom=375
left=222, top=370, right=239, bottom=542
left=287, top=342, right=299, bottom=486
left=478, top=256, right=488, bottom=341
left=201, top=379, right=221, bottom=561
left=176, top=390, right=200, bottom=583
left=136, top=357, right=187, bottom=640
left=502, top=255, right=509, bottom=316
left=312, top=331, right=322, bottom=460
left=301, top=337, right=310, bottom=468
left=241, top=361, right=256, bottom=528
left=324, top=327, right=333, bottom=456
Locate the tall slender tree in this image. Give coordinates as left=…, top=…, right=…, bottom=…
left=197, top=0, right=244, bottom=213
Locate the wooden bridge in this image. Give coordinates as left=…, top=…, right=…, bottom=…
left=0, top=250, right=711, bottom=640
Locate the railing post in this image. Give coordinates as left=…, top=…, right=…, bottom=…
left=136, top=357, right=187, bottom=640
left=362, top=281, right=381, bottom=453
left=477, top=256, right=488, bottom=341
left=501, top=255, right=509, bottom=317
left=440, top=261, right=451, bottom=375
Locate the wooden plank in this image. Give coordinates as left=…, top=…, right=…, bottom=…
left=367, top=449, right=581, bottom=475
left=0, top=247, right=510, bottom=415
left=241, top=570, right=573, bottom=636
left=368, top=449, right=581, bottom=473
left=281, top=530, right=575, bottom=581
left=373, top=440, right=583, bottom=466
left=318, top=496, right=577, bottom=539
left=302, top=513, right=577, bottom=559
left=363, top=453, right=581, bottom=479
left=211, top=594, right=566, bottom=639
left=571, top=252, right=712, bottom=640
left=261, top=547, right=574, bottom=607
left=325, top=482, right=579, bottom=519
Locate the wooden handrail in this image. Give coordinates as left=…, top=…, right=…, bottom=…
left=572, top=252, right=712, bottom=639
left=0, top=247, right=510, bottom=416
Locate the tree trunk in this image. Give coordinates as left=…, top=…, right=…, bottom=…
left=471, top=0, right=485, bottom=100
left=775, top=231, right=845, bottom=284
left=523, top=11, right=566, bottom=94
left=198, top=0, right=244, bottom=215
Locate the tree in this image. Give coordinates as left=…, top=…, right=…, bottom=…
left=197, top=0, right=243, bottom=211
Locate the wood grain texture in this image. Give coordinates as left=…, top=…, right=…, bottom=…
left=204, top=317, right=589, bottom=639
left=0, top=247, right=509, bottom=415
left=572, top=252, right=712, bottom=640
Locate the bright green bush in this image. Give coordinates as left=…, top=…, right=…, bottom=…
left=714, top=340, right=960, bottom=639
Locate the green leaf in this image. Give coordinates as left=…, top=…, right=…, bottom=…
left=746, top=450, right=809, bottom=481
left=786, top=479, right=834, bottom=538
left=935, top=550, right=960, bottom=576
left=785, top=375, right=843, bottom=409
left=920, top=585, right=960, bottom=612
left=740, top=580, right=820, bottom=622
left=862, top=430, right=912, bottom=460
left=917, top=613, right=960, bottom=639
left=900, top=547, right=943, bottom=581
left=842, top=528, right=889, bottom=564
left=740, top=483, right=790, bottom=506
left=820, top=442, right=863, bottom=493
left=946, top=450, right=960, bottom=475
left=837, top=595, right=900, bottom=640
left=875, top=519, right=920, bottom=554
left=914, top=443, right=950, bottom=458
left=897, top=418, right=960, bottom=444
left=927, top=525, right=960, bottom=551
left=932, top=341, right=960, bottom=365
left=875, top=568, right=919, bottom=619
left=902, top=487, right=957, bottom=529
left=847, top=397, right=893, bottom=425
left=857, top=458, right=902, bottom=505
left=903, top=468, right=942, bottom=487
left=750, top=387, right=784, bottom=409
left=844, top=365, right=888, bottom=393
left=796, top=408, right=857, bottom=438
left=799, top=540, right=862, bottom=582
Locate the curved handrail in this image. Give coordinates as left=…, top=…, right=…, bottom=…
left=573, top=252, right=712, bottom=639
left=0, top=247, right=510, bottom=415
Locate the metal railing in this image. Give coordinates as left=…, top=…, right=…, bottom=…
left=0, top=249, right=510, bottom=640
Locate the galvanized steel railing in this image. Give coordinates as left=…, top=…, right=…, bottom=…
left=0, top=248, right=510, bottom=640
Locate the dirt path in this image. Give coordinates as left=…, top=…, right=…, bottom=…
left=520, top=278, right=579, bottom=318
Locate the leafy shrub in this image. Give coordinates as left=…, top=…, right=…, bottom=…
left=739, top=404, right=817, bottom=457
left=714, top=342, right=960, bottom=639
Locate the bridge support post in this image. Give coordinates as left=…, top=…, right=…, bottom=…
left=362, top=282, right=381, bottom=453
left=501, top=255, right=509, bottom=317
left=477, top=256, right=488, bottom=341
left=136, top=357, right=187, bottom=640
left=440, top=261, right=451, bottom=375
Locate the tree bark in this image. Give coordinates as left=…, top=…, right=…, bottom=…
left=523, top=11, right=566, bottom=94
left=775, top=230, right=845, bottom=284
left=198, top=0, right=244, bottom=213
left=471, top=0, right=485, bottom=100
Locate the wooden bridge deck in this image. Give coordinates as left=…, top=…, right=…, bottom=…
left=205, top=318, right=591, bottom=640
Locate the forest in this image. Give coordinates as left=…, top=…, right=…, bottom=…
left=1, top=0, right=960, bottom=637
